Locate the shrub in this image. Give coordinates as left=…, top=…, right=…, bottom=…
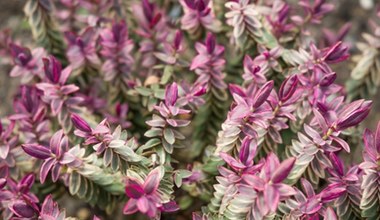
left=0, top=0, right=379, bottom=219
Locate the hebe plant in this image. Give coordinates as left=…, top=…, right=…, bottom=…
left=0, top=0, right=380, bottom=219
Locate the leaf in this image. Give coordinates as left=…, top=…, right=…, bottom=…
left=144, top=128, right=162, bottom=138
left=156, top=146, right=166, bottom=164
left=162, top=139, right=173, bottom=154
left=179, top=170, right=193, bottom=178
left=154, top=52, right=176, bottom=64
left=153, top=88, right=165, bottom=99
left=163, top=128, right=175, bottom=145
left=111, top=154, right=120, bottom=171
left=202, top=156, right=225, bottom=175
left=139, top=138, right=161, bottom=152
left=174, top=173, right=182, bottom=188
left=135, top=86, right=152, bottom=96
left=104, top=148, right=113, bottom=167
left=161, top=65, right=173, bottom=84
left=77, top=175, right=88, bottom=198
left=69, top=171, right=81, bottom=195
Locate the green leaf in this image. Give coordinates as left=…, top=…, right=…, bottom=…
left=174, top=173, right=182, bottom=187
left=104, top=148, right=113, bottom=167
left=77, top=175, right=88, bottom=198
left=69, top=171, right=81, bottom=195
left=139, top=138, right=161, bottom=152
left=202, top=156, right=224, bottom=175
left=153, top=89, right=165, bottom=99
left=163, top=128, right=175, bottom=145
left=179, top=170, right=193, bottom=178
left=156, top=146, right=166, bottom=164
left=111, top=154, right=120, bottom=172
left=161, top=65, right=173, bottom=84
left=147, top=97, right=157, bottom=112
left=144, top=128, right=162, bottom=138
left=135, top=86, right=152, bottom=96
left=84, top=180, right=95, bottom=202
left=162, top=139, right=174, bottom=154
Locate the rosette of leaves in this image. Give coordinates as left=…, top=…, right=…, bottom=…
left=202, top=81, right=274, bottom=175
left=71, top=115, right=147, bottom=173
left=140, top=83, right=191, bottom=164
left=286, top=99, right=371, bottom=185
left=104, top=127, right=147, bottom=172
left=285, top=125, right=328, bottom=185
left=257, top=74, right=300, bottom=158
left=24, top=0, right=65, bottom=60
left=225, top=0, right=278, bottom=49
left=22, top=129, right=125, bottom=214
left=206, top=152, right=296, bottom=220
left=279, top=178, right=345, bottom=219
left=206, top=137, right=258, bottom=217
left=125, top=165, right=177, bottom=213
left=347, top=32, right=380, bottom=100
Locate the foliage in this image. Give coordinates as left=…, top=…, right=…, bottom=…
left=0, top=0, right=380, bottom=219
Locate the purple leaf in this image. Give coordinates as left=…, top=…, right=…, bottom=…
left=125, top=179, right=144, bottom=199
left=40, top=158, right=55, bottom=183
left=239, top=137, right=256, bottom=166
left=300, top=197, right=322, bottom=214
left=123, top=199, right=138, bottom=215
left=264, top=184, right=279, bottom=212
left=137, top=197, right=149, bottom=213
left=323, top=41, right=349, bottom=63
left=41, top=195, right=57, bottom=217
left=22, top=144, right=51, bottom=159
left=243, top=175, right=265, bottom=191
left=10, top=201, right=36, bottom=218
left=320, top=72, right=336, bottom=86
left=253, top=81, right=274, bottom=108
left=271, top=157, right=296, bottom=183
left=43, top=56, right=62, bottom=84
left=143, top=167, right=161, bottom=194
left=174, top=30, right=183, bottom=50
left=329, top=153, right=343, bottom=176
left=165, top=83, right=178, bottom=106
left=278, top=75, right=298, bottom=102
left=46, top=165, right=60, bottom=185
left=320, top=185, right=346, bottom=202
left=331, top=136, right=350, bottom=153
left=71, top=114, right=92, bottom=132
left=363, top=128, right=376, bottom=160
left=50, top=130, right=64, bottom=156
left=161, top=200, right=179, bottom=212
left=336, top=100, right=372, bottom=130
left=301, top=179, right=315, bottom=197
left=220, top=152, right=245, bottom=170
left=205, top=33, right=215, bottom=54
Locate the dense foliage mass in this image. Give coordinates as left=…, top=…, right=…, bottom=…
left=0, top=0, right=380, bottom=219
